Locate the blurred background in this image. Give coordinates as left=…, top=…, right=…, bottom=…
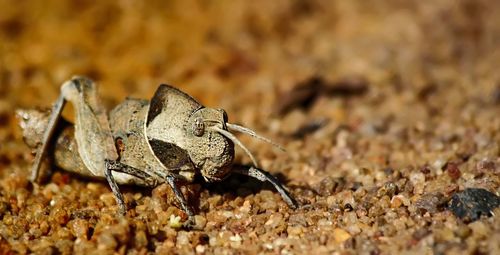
left=1, top=0, right=499, bottom=107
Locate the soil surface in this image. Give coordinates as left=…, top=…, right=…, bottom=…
left=1, top=0, right=499, bottom=254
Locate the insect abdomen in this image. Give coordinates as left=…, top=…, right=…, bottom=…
left=17, top=108, right=147, bottom=185
left=17, top=109, right=90, bottom=176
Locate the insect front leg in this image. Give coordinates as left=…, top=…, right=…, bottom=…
left=165, top=175, right=196, bottom=226
left=233, top=166, right=298, bottom=209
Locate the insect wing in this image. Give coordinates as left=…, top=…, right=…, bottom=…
left=146, top=84, right=202, bottom=126
left=145, top=85, right=202, bottom=171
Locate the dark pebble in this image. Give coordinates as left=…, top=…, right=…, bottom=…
left=448, top=188, right=500, bottom=221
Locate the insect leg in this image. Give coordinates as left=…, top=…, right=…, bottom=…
left=60, top=77, right=124, bottom=215
left=60, top=77, right=119, bottom=173
left=233, top=166, right=298, bottom=209
left=104, top=161, right=127, bottom=215
left=165, top=175, right=196, bottom=225
left=104, top=160, right=161, bottom=215
left=30, top=95, right=66, bottom=182
left=105, top=159, right=158, bottom=187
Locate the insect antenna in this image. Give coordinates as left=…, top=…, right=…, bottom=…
left=226, top=123, right=285, bottom=152
left=209, top=126, right=259, bottom=167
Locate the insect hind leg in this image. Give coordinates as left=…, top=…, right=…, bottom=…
left=61, top=77, right=133, bottom=214
left=31, top=77, right=122, bottom=213
left=59, top=77, right=119, bottom=175
left=30, top=94, right=66, bottom=182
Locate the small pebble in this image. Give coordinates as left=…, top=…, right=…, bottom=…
left=264, top=213, right=283, bottom=229
left=446, top=162, right=461, bottom=180
left=415, top=192, right=447, bottom=214
left=454, top=224, right=472, bottom=239
left=409, top=172, right=426, bottom=194
left=193, top=215, right=207, bottom=230
left=332, top=228, right=351, bottom=243
left=70, top=219, right=89, bottom=240
left=195, top=245, right=206, bottom=253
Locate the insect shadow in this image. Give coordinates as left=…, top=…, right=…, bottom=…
left=49, top=163, right=294, bottom=215
left=203, top=166, right=294, bottom=195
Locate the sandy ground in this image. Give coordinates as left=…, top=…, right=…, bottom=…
left=0, top=0, right=499, bottom=254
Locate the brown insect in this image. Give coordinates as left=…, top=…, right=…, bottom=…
left=18, top=76, right=297, bottom=226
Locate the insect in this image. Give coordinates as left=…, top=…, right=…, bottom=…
left=18, top=76, right=297, bottom=226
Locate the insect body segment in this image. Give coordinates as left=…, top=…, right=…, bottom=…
left=21, top=76, right=297, bottom=226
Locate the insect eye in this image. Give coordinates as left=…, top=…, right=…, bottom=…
left=193, top=118, right=205, bottom=136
